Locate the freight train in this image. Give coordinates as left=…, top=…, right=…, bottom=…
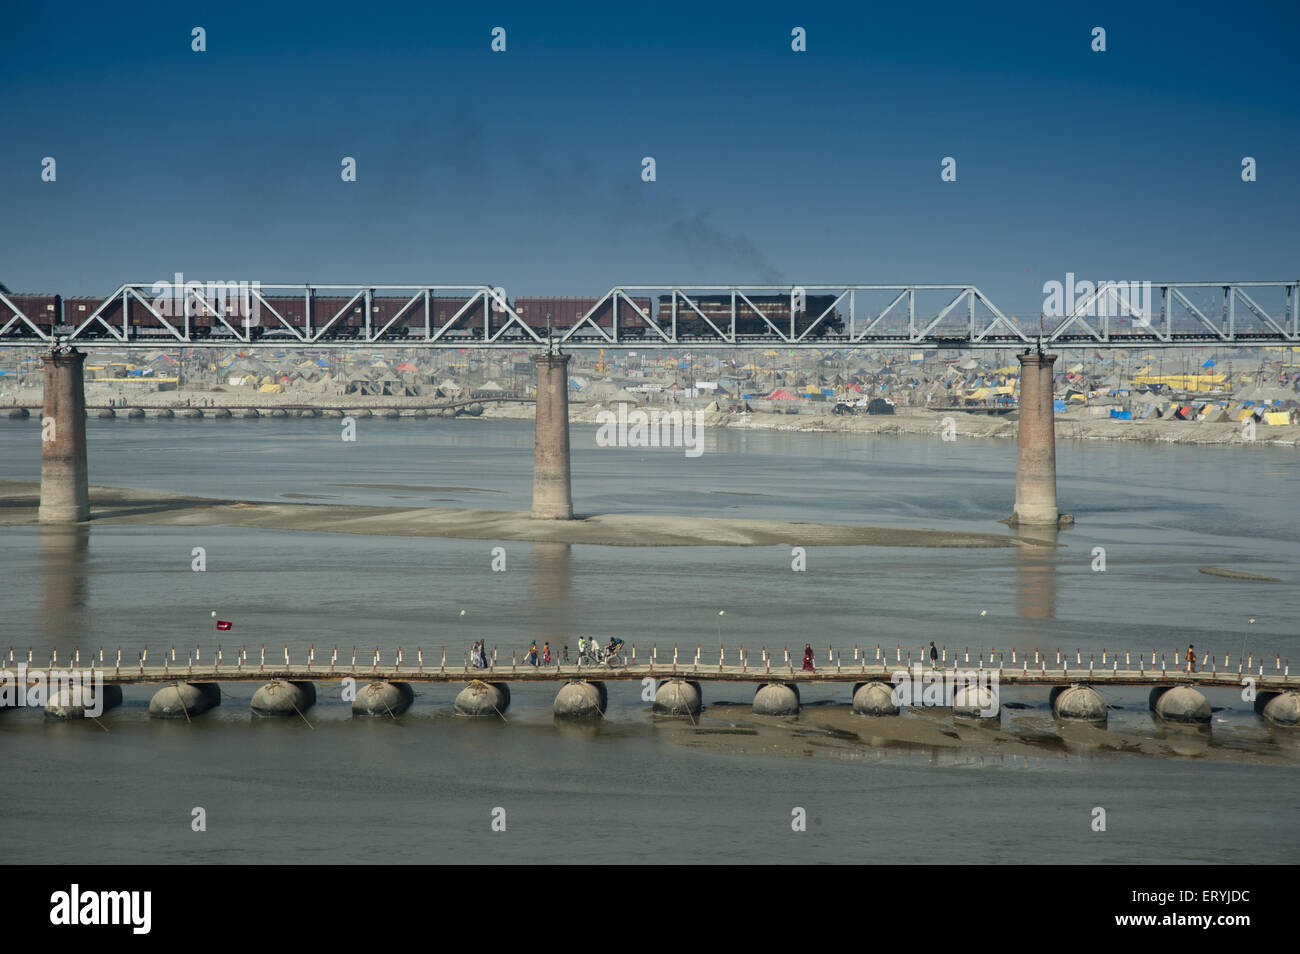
left=0, top=291, right=845, bottom=341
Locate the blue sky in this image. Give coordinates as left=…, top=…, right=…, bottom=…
left=2, top=0, right=1297, bottom=314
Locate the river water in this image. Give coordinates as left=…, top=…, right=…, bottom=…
left=1, top=417, right=1297, bottom=863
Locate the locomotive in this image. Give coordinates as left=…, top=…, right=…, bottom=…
left=656, top=294, right=845, bottom=339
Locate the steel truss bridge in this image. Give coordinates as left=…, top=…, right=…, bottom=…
left=2, top=281, right=1297, bottom=350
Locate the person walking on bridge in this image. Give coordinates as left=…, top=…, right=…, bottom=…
left=929, top=641, right=939, bottom=669
left=802, top=643, right=815, bottom=671
left=1185, top=644, right=1197, bottom=673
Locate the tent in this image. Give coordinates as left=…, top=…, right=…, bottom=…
left=766, top=389, right=799, bottom=400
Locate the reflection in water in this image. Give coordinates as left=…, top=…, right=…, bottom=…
left=1156, top=723, right=1213, bottom=757
left=40, top=524, right=90, bottom=652
left=1270, top=729, right=1300, bottom=753
left=1014, top=526, right=1059, bottom=620
left=553, top=719, right=603, bottom=742
left=531, top=542, right=573, bottom=660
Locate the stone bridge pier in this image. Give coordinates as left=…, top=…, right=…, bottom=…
left=39, top=350, right=89, bottom=524
left=1010, top=349, right=1066, bottom=527
left=531, top=351, right=572, bottom=519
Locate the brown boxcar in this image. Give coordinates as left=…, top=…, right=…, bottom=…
left=0, top=293, right=59, bottom=337
left=371, top=294, right=423, bottom=338
left=63, top=295, right=118, bottom=338
left=430, top=296, right=487, bottom=339
left=311, top=296, right=366, bottom=338
left=513, top=297, right=652, bottom=337
left=258, top=294, right=308, bottom=334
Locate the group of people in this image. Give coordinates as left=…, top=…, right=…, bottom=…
left=578, top=635, right=624, bottom=665
left=511, top=637, right=625, bottom=667
left=524, top=641, right=553, bottom=666
left=470, top=640, right=490, bottom=669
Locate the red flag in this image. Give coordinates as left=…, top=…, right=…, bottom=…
left=216, top=620, right=233, bottom=631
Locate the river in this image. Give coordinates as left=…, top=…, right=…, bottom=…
left=0, top=418, right=1296, bottom=863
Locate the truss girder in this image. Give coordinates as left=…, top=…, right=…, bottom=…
left=2, top=282, right=1294, bottom=350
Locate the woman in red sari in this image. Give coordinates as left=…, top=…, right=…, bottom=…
left=802, top=643, right=815, bottom=671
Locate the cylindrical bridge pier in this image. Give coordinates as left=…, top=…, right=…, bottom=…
left=531, top=352, right=573, bottom=520
left=1010, top=349, right=1059, bottom=527
left=39, top=350, right=90, bottom=524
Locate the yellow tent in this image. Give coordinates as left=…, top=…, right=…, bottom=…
left=1265, top=412, right=1291, bottom=426
left=259, top=383, right=283, bottom=394
left=1132, top=373, right=1226, bottom=391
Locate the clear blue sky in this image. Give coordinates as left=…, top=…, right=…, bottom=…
left=2, top=0, right=1297, bottom=315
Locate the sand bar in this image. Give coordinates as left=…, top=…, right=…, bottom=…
left=0, top=480, right=1014, bottom=548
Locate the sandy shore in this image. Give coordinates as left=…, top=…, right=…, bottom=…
left=491, top=402, right=1300, bottom=447
left=662, top=701, right=1299, bottom=766
left=0, top=481, right=1016, bottom=548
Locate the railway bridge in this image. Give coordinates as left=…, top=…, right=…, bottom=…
left=3, top=279, right=1296, bottom=528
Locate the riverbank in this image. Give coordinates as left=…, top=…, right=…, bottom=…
left=482, top=402, right=1300, bottom=447
left=6, top=383, right=1296, bottom=445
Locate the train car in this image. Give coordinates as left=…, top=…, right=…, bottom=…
left=309, top=296, right=367, bottom=339
left=430, top=296, right=489, bottom=339
left=109, top=286, right=267, bottom=339
left=325, top=294, right=493, bottom=340
left=370, top=295, right=421, bottom=339
left=63, top=296, right=116, bottom=338
left=253, top=295, right=307, bottom=336
left=655, top=294, right=845, bottom=339
left=0, top=293, right=60, bottom=339
left=512, top=297, right=652, bottom=339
